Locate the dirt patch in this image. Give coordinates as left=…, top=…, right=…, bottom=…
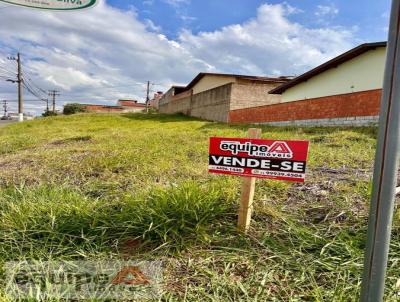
left=283, top=167, right=373, bottom=224
left=50, top=136, right=92, bottom=146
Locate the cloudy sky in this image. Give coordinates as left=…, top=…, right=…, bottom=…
left=0, top=0, right=391, bottom=115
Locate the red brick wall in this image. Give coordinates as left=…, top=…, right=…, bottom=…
left=85, top=105, right=123, bottom=113
left=229, top=89, right=382, bottom=123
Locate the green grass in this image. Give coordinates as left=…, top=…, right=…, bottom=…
left=0, top=113, right=398, bottom=301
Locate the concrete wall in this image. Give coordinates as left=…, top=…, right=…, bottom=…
left=190, top=83, right=231, bottom=122
left=229, top=89, right=382, bottom=126
left=159, top=87, right=175, bottom=107
left=160, top=80, right=286, bottom=123
left=282, top=47, right=386, bottom=102
left=230, top=80, right=285, bottom=111
left=158, top=94, right=192, bottom=115
left=159, top=84, right=232, bottom=122
left=192, top=75, right=236, bottom=94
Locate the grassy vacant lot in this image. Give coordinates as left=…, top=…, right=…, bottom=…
left=0, top=113, right=398, bottom=301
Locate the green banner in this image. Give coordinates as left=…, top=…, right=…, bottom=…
left=0, top=0, right=98, bottom=10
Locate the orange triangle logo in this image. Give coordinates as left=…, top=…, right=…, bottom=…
left=269, top=142, right=292, bottom=154
left=111, top=266, right=151, bottom=286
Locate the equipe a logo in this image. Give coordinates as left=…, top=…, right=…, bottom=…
left=0, top=0, right=98, bottom=10
left=220, top=141, right=293, bottom=158
left=111, top=266, right=151, bottom=286
left=268, top=142, right=292, bottom=154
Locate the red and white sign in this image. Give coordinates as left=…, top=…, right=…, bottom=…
left=209, top=137, right=310, bottom=182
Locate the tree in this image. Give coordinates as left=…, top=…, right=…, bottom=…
left=63, top=103, right=87, bottom=115
left=42, top=110, right=57, bottom=117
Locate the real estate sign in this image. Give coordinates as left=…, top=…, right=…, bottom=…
left=209, top=137, right=310, bottom=182
left=0, top=0, right=97, bottom=10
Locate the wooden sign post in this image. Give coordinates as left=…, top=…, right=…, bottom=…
left=208, top=129, right=309, bottom=233
left=237, top=128, right=261, bottom=233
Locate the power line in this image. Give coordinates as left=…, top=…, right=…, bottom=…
left=2, top=54, right=49, bottom=117
left=3, top=99, right=47, bottom=103
left=26, top=78, right=47, bottom=95
left=22, top=78, right=46, bottom=100
left=20, top=62, right=47, bottom=99
left=0, top=61, right=15, bottom=68
left=22, top=82, right=42, bottom=100
left=7, top=53, right=23, bottom=121
left=21, top=67, right=45, bottom=87
left=0, top=75, right=14, bottom=80
left=59, top=82, right=151, bottom=91
left=0, top=67, right=15, bottom=77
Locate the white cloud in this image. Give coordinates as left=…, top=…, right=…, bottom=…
left=144, top=19, right=162, bottom=32
left=161, top=0, right=194, bottom=24
left=179, top=3, right=353, bottom=75
left=162, top=0, right=189, bottom=8
left=315, top=4, right=339, bottom=18
left=0, top=1, right=354, bottom=115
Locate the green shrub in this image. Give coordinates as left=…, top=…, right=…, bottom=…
left=63, top=103, right=87, bottom=115
left=42, top=110, right=57, bottom=117
left=0, top=182, right=233, bottom=258
left=117, top=182, right=233, bottom=245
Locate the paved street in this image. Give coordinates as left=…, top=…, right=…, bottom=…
left=0, top=120, right=17, bottom=128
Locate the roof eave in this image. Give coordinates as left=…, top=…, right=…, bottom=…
left=184, top=72, right=291, bottom=91
left=269, top=41, right=387, bottom=95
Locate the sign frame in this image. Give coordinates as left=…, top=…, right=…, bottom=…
left=0, top=0, right=98, bottom=11
left=208, top=136, right=310, bottom=183
left=209, top=128, right=310, bottom=233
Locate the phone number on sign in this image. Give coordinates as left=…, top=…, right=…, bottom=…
left=252, top=170, right=304, bottom=178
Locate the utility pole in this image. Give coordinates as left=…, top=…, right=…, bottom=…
left=17, top=53, right=23, bottom=122
left=48, top=90, right=60, bottom=113
left=2, top=100, right=8, bottom=118
left=145, top=81, right=150, bottom=113
left=7, top=53, right=23, bottom=122
left=41, top=98, right=49, bottom=113
left=360, top=0, right=400, bottom=301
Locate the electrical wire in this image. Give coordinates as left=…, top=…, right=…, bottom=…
left=4, top=100, right=47, bottom=103
left=0, top=75, right=14, bottom=81
left=22, top=77, right=47, bottom=99
left=0, top=61, right=16, bottom=73
left=0, top=67, right=16, bottom=77
left=25, top=77, right=47, bottom=94
left=22, top=82, right=43, bottom=100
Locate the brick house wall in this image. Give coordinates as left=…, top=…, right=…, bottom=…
left=85, top=105, right=124, bottom=113
left=230, top=81, right=284, bottom=111
left=229, top=89, right=382, bottom=126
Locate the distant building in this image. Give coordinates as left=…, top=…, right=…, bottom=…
left=7, top=113, right=34, bottom=120
left=82, top=100, right=147, bottom=114
left=149, top=92, right=163, bottom=109
left=230, top=42, right=386, bottom=126
left=117, top=100, right=146, bottom=113
left=84, top=104, right=124, bottom=113
left=159, top=72, right=290, bottom=122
